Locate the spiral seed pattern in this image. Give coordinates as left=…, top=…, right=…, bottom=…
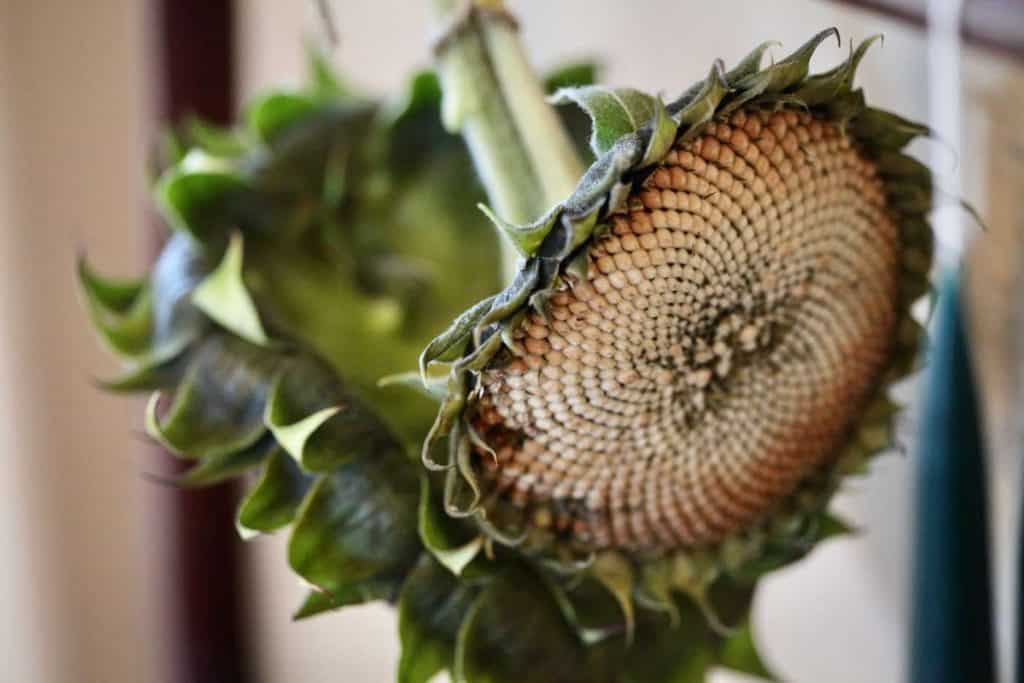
left=473, top=107, right=900, bottom=553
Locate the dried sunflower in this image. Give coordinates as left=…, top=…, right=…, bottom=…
left=418, top=27, right=933, bottom=682
left=80, top=12, right=936, bottom=682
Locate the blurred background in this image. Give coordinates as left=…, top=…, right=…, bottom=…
left=0, top=1, right=1022, bottom=681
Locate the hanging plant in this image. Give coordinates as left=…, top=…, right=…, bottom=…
left=82, top=4, right=936, bottom=681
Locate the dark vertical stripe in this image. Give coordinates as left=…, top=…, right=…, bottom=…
left=909, top=272, right=995, bottom=683
left=146, top=2, right=251, bottom=682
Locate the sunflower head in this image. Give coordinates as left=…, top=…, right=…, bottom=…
left=422, top=28, right=932, bottom=615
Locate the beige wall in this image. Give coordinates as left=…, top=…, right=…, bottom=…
left=0, top=1, right=1017, bottom=682
left=0, top=1, right=151, bottom=682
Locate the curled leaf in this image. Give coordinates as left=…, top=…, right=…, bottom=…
left=420, top=295, right=497, bottom=381
left=265, top=361, right=396, bottom=472
left=246, top=92, right=320, bottom=143
left=237, top=447, right=312, bottom=538
left=729, top=28, right=841, bottom=108
left=288, top=456, right=420, bottom=596
left=155, top=151, right=247, bottom=243
left=478, top=203, right=558, bottom=258
left=591, top=552, right=636, bottom=645
left=293, top=577, right=399, bottom=620
left=398, top=556, right=479, bottom=683
left=419, top=473, right=484, bottom=576
left=78, top=257, right=153, bottom=358
left=550, top=85, right=660, bottom=156
left=191, top=232, right=269, bottom=346
left=453, top=568, right=608, bottom=683
left=718, top=620, right=778, bottom=681
left=144, top=336, right=274, bottom=458
left=180, top=438, right=276, bottom=487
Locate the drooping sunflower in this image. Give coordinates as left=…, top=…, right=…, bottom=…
left=417, top=27, right=932, bottom=679
left=81, top=24, right=934, bottom=683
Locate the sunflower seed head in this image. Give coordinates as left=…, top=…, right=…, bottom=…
left=472, top=107, right=899, bottom=553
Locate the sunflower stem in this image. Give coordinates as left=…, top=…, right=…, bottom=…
left=429, top=0, right=584, bottom=278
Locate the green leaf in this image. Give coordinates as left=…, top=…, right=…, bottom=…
left=287, top=448, right=421, bottom=594
left=725, top=41, right=781, bottom=83
left=155, top=151, right=247, bottom=243
left=77, top=257, right=145, bottom=310
left=619, top=598, right=717, bottom=683
left=237, top=447, right=312, bottom=537
left=264, top=361, right=396, bottom=472
left=247, top=92, right=320, bottom=143
left=185, top=116, right=250, bottom=158
left=641, top=98, right=678, bottom=166
left=397, top=555, right=479, bottom=683
left=453, top=567, right=613, bottom=683
left=418, top=474, right=483, bottom=576
left=550, top=86, right=659, bottom=156
left=379, top=371, right=448, bottom=403
left=421, top=373, right=468, bottom=471
left=84, top=287, right=153, bottom=357
left=264, top=373, right=341, bottom=465
left=292, top=577, right=399, bottom=620
left=98, top=355, right=185, bottom=392
left=478, top=203, right=559, bottom=259
left=78, top=257, right=154, bottom=358
left=191, top=232, right=269, bottom=346
left=144, top=336, right=275, bottom=458
left=419, top=295, right=497, bottom=379
left=543, top=62, right=599, bottom=94
left=672, top=61, right=729, bottom=135
left=730, top=28, right=840, bottom=106
left=636, top=560, right=681, bottom=627
left=718, top=621, right=777, bottom=681
left=389, top=71, right=443, bottom=131
left=443, top=422, right=483, bottom=517
left=307, top=45, right=349, bottom=101
left=591, top=552, right=636, bottom=645
left=180, top=439, right=275, bottom=487
left=546, top=574, right=628, bottom=647
left=819, top=512, right=858, bottom=540
left=794, top=35, right=881, bottom=106
left=852, top=107, right=930, bottom=151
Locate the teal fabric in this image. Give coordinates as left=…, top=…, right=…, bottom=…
left=909, top=271, right=995, bottom=683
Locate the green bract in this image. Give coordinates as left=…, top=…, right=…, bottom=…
left=81, top=52, right=505, bottom=616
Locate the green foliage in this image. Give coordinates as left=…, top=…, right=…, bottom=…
left=418, top=474, right=484, bottom=576
left=397, top=556, right=479, bottom=683
left=81, top=52, right=501, bottom=629
left=237, top=449, right=310, bottom=537
left=287, top=452, right=421, bottom=594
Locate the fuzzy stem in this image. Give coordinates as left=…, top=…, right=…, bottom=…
left=430, top=0, right=584, bottom=276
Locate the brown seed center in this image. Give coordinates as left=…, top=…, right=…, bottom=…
left=474, top=107, right=899, bottom=553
